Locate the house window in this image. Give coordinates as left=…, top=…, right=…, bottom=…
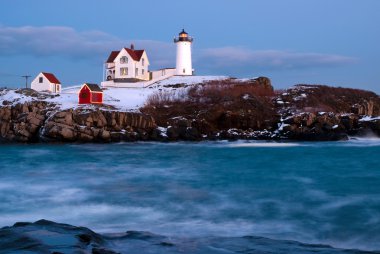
left=39, top=77, right=43, bottom=83
left=135, top=68, right=138, bottom=77
left=120, top=56, right=128, bottom=64
left=56, top=85, right=60, bottom=92
left=142, top=58, right=145, bottom=66
left=142, top=69, right=145, bottom=75
left=120, top=67, right=128, bottom=76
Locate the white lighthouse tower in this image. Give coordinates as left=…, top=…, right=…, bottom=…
left=174, top=29, right=193, bottom=76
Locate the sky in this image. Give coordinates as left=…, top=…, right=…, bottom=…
left=0, top=0, right=379, bottom=92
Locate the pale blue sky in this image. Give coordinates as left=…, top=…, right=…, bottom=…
left=0, top=0, right=379, bottom=92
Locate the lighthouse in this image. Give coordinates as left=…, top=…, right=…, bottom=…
left=174, top=29, right=193, bottom=76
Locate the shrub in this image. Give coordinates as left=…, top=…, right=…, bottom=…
left=141, top=78, right=277, bottom=130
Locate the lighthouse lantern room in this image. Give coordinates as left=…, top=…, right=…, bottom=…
left=174, top=29, right=193, bottom=76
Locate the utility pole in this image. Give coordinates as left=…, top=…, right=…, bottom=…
left=21, top=75, right=31, bottom=89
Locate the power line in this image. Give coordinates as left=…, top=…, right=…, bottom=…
left=0, top=72, right=20, bottom=77
left=21, top=75, right=31, bottom=89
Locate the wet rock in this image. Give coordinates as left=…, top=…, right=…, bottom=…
left=100, top=129, right=111, bottom=141
left=60, top=127, right=75, bottom=140
left=351, top=100, right=374, bottom=116
left=166, top=126, right=179, bottom=140
left=2, top=219, right=375, bottom=254
left=92, top=248, right=120, bottom=254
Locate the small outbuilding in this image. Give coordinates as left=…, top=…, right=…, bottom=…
left=78, top=83, right=103, bottom=104
left=31, top=72, right=61, bottom=93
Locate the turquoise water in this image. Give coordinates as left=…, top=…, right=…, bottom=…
left=0, top=139, right=380, bottom=251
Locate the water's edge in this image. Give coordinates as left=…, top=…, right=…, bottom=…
left=1, top=219, right=378, bottom=254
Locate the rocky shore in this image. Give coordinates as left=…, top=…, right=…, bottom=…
left=1, top=101, right=379, bottom=143
left=0, top=101, right=156, bottom=143
left=1, top=79, right=380, bottom=143
left=0, top=219, right=376, bottom=254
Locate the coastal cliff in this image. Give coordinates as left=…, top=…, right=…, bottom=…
left=1, top=78, right=380, bottom=143
left=0, top=101, right=156, bottom=143
left=141, top=78, right=380, bottom=141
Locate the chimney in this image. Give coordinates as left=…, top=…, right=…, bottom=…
left=130, top=44, right=134, bottom=50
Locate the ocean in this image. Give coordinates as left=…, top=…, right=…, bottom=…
left=1, top=139, right=380, bottom=253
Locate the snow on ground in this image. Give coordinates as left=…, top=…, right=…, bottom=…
left=0, top=89, right=33, bottom=105
left=151, top=75, right=228, bottom=87
left=0, top=76, right=229, bottom=111
left=45, top=92, right=80, bottom=110
left=103, top=87, right=155, bottom=110
left=233, top=77, right=259, bottom=82
left=359, top=116, right=380, bottom=122
left=277, top=122, right=290, bottom=131
left=101, top=76, right=230, bottom=110
left=105, top=76, right=229, bottom=110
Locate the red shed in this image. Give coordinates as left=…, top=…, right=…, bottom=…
left=78, top=83, right=103, bottom=104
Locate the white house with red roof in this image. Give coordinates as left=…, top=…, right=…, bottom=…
left=102, top=44, right=177, bottom=88
left=31, top=72, right=62, bottom=94
left=101, top=30, right=194, bottom=88
left=105, top=44, right=150, bottom=82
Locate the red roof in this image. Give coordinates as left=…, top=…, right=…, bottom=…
left=106, top=47, right=145, bottom=63
left=42, top=72, right=61, bottom=84
left=106, top=51, right=120, bottom=63
left=124, top=48, right=145, bottom=61
left=83, top=83, right=103, bottom=92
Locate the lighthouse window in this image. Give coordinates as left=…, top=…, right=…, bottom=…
left=120, top=56, right=128, bottom=64
left=183, top=68, right=186, bottom=74
left=120, top=67, right=128, bottom=76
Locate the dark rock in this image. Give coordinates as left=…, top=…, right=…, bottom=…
left=92, top=248, right=120, bottom=254
left=158, top=241, right=175, bottom=247
left=77, top=233, right=92, bottom=244
left=1, top=219, right=376, bottom=253
left=167, top=126, right=179, bottom=140
left=185, top=127, right=201, bottom=140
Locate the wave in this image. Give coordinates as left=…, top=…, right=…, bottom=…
left=1, top=219, right=378, bottom=254
left=2, top=142, right=380, bottom=253
left=227, top=141, right=302, bottom=148
left=346, top=136, right=380, bottom=147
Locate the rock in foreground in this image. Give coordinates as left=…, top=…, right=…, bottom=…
left=0, top=220, right=377, bottom=254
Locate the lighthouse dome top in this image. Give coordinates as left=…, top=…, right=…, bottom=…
left=179, top=29, right=188, bottom=35
left=174, top=29, right=193, bottom=43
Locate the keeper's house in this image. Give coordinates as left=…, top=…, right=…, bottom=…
left=105, top=44, right=150, bottom=82
left=78, top=83, right=103, bottom=104
left=31, top=72, right=61, bottom=94
left=101, top=44, right=176, bottom=88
